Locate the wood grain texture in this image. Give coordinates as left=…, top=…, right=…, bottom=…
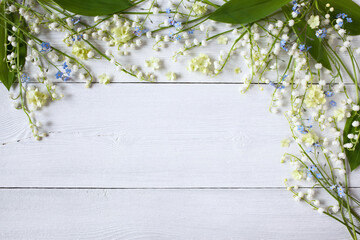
left=1, top=83, right=293, bottom=187
left=2, top=1, right=360, bottom=237
left=2, top=84, right=359, bottom=188
left=0, top=189, right=350, bottom=240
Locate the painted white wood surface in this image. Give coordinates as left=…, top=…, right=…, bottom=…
left=1, top=84, right=359, bottom=188
left=1, top=84, right=291, bottom=187
left=0, top=189, right=349, bottom=240
left=2, top=3, right=360, bottom=238
left=1, top=82, right=358, bottom=239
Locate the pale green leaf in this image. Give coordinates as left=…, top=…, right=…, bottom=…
left=209, top=0, right=290, bottom=24
left=0, top=2, right=15, bottom=90
left=344, top=111, right=360, bottom=171
left=49, top=0, right=133, bottom=16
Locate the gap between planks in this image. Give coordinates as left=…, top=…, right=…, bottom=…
left=1, top=187, right=360, bottom=190
left=24, top=81, right=358, bottom=85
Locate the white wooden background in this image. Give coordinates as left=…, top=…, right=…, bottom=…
left=1, top=8, right=360, bottom=239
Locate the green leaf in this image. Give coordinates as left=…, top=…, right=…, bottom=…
left=283, top=6, right=332, bottom=70
left=318, top=0, right=360, bottom=36
left=0, top=2, right=15, bottom=90
left=209, top=0, right=290, bottom=24
left=8, top=12, right=27, bottom=70
left=344, top=111, right=360, bottom=171
left=0, top=2, right=28, bottom=90
left=49, top=0, right=133, bottom=16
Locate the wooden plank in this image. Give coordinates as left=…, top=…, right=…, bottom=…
left=1, top=84, right=357, bottom=187
left=1, top=83, right=293, bottom=187
left=0, top=189, right=349, bottom=240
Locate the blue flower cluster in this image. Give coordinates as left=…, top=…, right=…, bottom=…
left=40, top=42, right=51, bottom=53
left=55, top=61, right=71, bottom=82
left=166, top=8, right=182, bottom=29
left=315, top=28, right=327, bottom=39
left=299, top=43, right=312, bottom=52
left=291, top=0, right=301, bottom=15
left=297, top=125, right=309, bottom=134
left=280, top=40, right=310, bottom=53
left=134, top=26, right=148, bottom=37
left=71, top=34, right=83, bottom=41
left=325, top=90, right=334, bottom=97
left=307, top=165, right=323, bottom=179
left=168, top=30, right=182, bottom=41
left=336, top=13, right=352, bottom=28
left=330, top=100, right=337, bottom=107
left=336, top=13, right=352, bottom=23
left=164, top=8, right=185, bottom=40
left=269, top=81, right=285, bottom=89
left=21, top=73, right=30, bottom=83
left=269, top=74, right=287, bottom=89
left=280, top=39, right=288, bottom=52
left=71, top=16, right=81, bottom=25
left=324, top=90, right=336, bottom=107
left=330, top=184, right=346, bottom=198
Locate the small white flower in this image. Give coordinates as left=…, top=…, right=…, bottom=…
left=165, top=72, right=177, bottom=81
left=307, top=15, right=320, bottom=29
left=152, top=7, right=159, bottom=15
left=136, top=72, right=143, bottom=79
left=145, top=57, right=161, bottom=70
left=135, top=39, right=142, bottom=46
left=343, top=41, right=350, bottom=48
left=8, top=5, right=17, bottom=12
left=315, top=63, right=322, bottom=70
left=105, top=49, right=112, bottom=57
left=217, top=35, right=228, bottom=45
left=72, top=65, right=79, bottom=72
left=352, top=121, right=360, bottom=127
left=352, top=105, right=360, bottom=111
left=307, top=189, right=315, bottom=196
left=338, top=29, right=346, bottom=37
left=87, top=51, right=94, bottom=58
left=317, top=207, right=325, bottom=215
left=339, top=169, right=346, bottom=175
left=276, top=20, right=283, bottom=28
left=98, top=73, right=111, bottom=85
